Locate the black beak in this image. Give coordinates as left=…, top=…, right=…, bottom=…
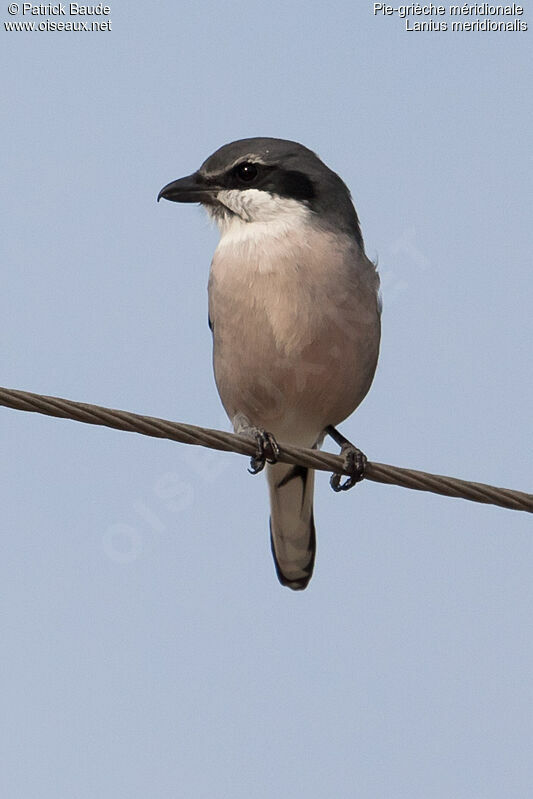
left=157, top=171, right=216, bottom=204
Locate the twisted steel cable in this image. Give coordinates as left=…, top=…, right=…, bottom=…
left=1, top=386, right=531, bottom=513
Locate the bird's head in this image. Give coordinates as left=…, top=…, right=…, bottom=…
left=158, top=137, right=362, bottom=245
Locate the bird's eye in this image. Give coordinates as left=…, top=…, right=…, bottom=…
left=235, top=162, right=258, bottom=182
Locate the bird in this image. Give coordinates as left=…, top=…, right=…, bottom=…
left=158, top=137, right=381, bottom=590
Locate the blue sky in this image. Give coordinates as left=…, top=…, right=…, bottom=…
left=1, top=3, right=532, bottom=797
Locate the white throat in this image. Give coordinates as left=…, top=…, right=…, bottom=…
left=207, top=188, right=313, bottom=248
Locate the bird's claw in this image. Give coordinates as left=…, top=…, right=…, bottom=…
left=330, top=443, right=367, bottom=492
left=248, top=429, right=280, bottom=474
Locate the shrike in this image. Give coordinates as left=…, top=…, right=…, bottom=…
left=159, top=138, right=381, bottom=590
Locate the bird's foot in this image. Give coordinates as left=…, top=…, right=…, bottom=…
left=325, top=425, right=367, bottom=492
left=233, top=414, right=280, bottom=474
left=330, top=443, right=367, bottom=492
left=248, top=428, right=280, bottom=474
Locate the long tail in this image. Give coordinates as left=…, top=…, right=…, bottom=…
left=267, top=462, right=316, bottom=590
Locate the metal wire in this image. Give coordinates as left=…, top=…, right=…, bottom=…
left=1, top=385, right=531, bottom=514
